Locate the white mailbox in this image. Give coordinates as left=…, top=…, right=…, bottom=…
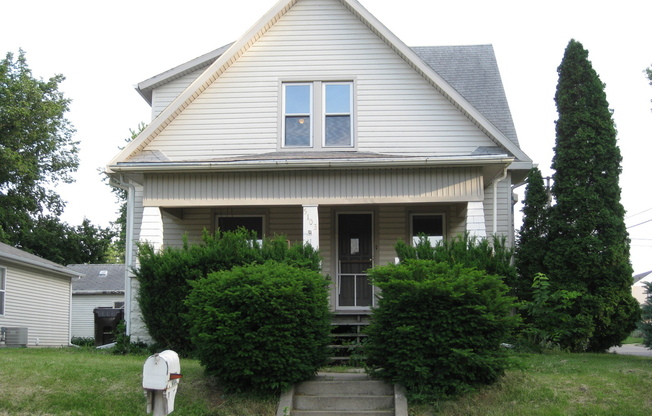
left=143, top=350, right=182, bottom=415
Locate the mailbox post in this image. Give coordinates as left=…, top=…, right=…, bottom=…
left=143, top=350, right=182, bottom=415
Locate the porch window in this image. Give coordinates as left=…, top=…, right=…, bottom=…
left=217, top=215, right=264, bottom=244
left=282, top=81, right=354, bottom=149
left=411, top=214, right=444, bottom=246
left=0, top=267, right=6, bottom=316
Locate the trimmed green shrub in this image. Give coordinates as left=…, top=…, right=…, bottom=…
left=519, top=273, right=593, bottom=352
left=639, top=282, right=652, bottom=348
left=365, top=260, right=518, bottom=401
left=395, top=232, right=518, bottom=291
left=185, top=261, right=332, bottom=394
left=134, top=229, right=321, bottom=355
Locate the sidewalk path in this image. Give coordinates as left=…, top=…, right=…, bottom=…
left=608, top=344, right=652, bottom=357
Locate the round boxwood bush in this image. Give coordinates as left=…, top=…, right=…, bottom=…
left=185, top=261, right=332, bottom=393
left=365, top=260, right=519, bottom=401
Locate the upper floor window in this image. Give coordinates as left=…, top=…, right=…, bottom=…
left=282, top=81, right=353, bottom=149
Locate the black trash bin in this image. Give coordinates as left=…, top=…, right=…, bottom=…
left=93, top=308, right=124, bottom=346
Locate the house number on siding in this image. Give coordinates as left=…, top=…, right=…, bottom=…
left=303, top=206, right=319, bottom=250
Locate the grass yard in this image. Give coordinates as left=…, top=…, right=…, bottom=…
left=0, top=347, right=277, bottom=416
left=410, top=352, right=652, bottom=416
left=1, top=347, right=651, bottom=415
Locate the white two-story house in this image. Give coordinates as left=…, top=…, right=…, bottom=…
left=106, top=0, right=532, bottom=341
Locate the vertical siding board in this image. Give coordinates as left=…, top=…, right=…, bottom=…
left=144, top=167, right=486, bottom=205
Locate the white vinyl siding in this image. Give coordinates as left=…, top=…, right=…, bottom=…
left=483, top=174, right=512, bottom=240
left=71, top=294, right=124, bottom=339
left=140, top=0, right=496, bottom=161
left=151, top=69, right=205, bottom=120
left=0, top=265, right=71, bottom=347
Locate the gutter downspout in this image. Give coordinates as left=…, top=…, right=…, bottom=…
left=68, top=279, right=73, bottom=346
left=111, top=174, right=136, bottom=336
left=492, top=167, right=508, bottom=235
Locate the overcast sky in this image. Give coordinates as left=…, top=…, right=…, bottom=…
left=2, top=0, right=651, bottom=273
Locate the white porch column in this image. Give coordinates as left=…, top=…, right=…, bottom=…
left=302, top=205, right=319, bottom=249
left=140, top=206, right=164, bottom=252
left=466, top=201, right=487, bottom=238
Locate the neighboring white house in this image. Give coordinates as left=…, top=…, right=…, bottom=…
left=67, top=264, right=125, bottom=340
left=0, top=242, right=82, bottom=347
left=632, top=270, right=652, bottom=305
left=105, top=0, right=533, bottom=341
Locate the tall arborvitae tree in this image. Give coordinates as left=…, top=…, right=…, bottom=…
left=545, top=39, right=639, bottom=352
left=515, top=167, right=549, bottom=301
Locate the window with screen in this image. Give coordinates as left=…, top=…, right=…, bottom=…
left=411, top=214, right=444, bottom=246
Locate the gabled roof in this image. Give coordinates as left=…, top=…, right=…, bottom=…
left=135, top=43, right=234, bottom=105
left=67, top=264, right=126, bottom=294
left=634, top=270, right=652, bottom=285
left=0, top=242, right=82, bottom=279
left=108, top=0, right=531, bottom=169
left=412, top=45, right=520, bottom=149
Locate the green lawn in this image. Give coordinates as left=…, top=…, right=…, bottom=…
left=410, top=352, right=652, bottom=416
left=1, top=347, right=651, bottom=415
left=0, top=347, right=277, bottom=416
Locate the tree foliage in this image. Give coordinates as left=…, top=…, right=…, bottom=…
left=544, top=39, right=639, bottom=351
left=0, top=50, right=78, bottom=236
left=646, top=64, right=652, bottom=110
left=365, top=260, right=518, bottom=401
left=134, top=229, right=322, bottom=355
left=514, top=167, right=549, bottom=300
left=0, top=50, right=115, bottom=264
left=186, top=261, right=331, bottom=393
left=639, top=282, right=652, bottom=349
left=395, top=232, right=517, bottom=290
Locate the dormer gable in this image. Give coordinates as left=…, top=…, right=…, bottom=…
left=107, top=0, right=531, bottom=172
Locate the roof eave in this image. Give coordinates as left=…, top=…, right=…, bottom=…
left=108, top=154, right=515, bottom=174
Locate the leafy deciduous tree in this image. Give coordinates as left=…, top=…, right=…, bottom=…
left=545, top=39, right=639, bottom=352
left=1, top=49, right=115, bottom=264
left=0, top=50, right=78, bottom=239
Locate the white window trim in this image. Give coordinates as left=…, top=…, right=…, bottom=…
left=409, top=213, right=446, bottom=246
left=0, top=267, right=6, bottom=316
left=282, top=82, right=313, bottom=148
left=280, top=79, right=356, bottom=151
left=322, top=82, right=354, bottom=148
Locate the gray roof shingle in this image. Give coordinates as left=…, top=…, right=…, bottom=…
left=67, top=264, right=126, bottom=293
left=412, top=45, right=520, bottom=148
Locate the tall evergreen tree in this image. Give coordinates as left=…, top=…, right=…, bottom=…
left=515, top=167, right=549, bottom=300
left=545, top=39, right=639, bottom=352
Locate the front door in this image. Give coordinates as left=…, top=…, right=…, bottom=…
left=337, top=213, right=374, bottom=309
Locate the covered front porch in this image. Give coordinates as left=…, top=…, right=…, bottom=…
left=139, top=201, right=489, bottom=313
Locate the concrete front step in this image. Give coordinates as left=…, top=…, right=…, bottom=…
left=296, top=380, right=393, bottom=396
left=294, top=395, right=395, bottom=412
left=285, top=372, right=397, bottom=415
left=291, top=411, right=394, bottom=416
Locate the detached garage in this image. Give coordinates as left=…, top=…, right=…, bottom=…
left=0, top=242, right=81, bottom=347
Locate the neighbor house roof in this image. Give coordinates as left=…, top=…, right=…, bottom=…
left=633, top=270, right=652, bottom=285
left=0, top=242, right=82, bottom=279
left=108, top=0, right=532, bottom=170
left=67, top=264, right=126, bottom=294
